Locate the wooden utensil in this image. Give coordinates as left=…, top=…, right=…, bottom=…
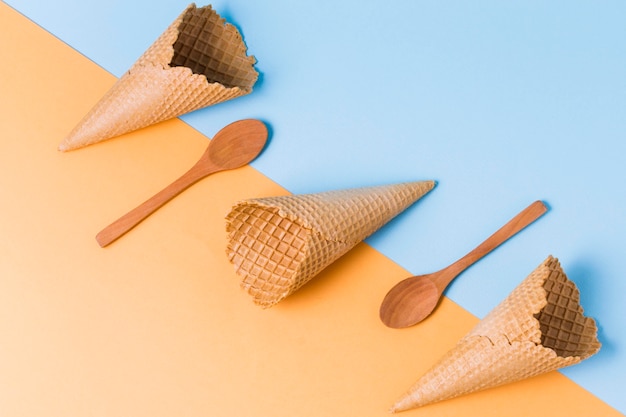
left=96, top=119, right=268, bottom=247
left=379, top=200, right=548, bottom=328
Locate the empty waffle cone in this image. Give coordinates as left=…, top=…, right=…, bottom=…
left=59, top=3, right=258, bottom=151
left=225, top=181, right=435, bottom=308
left=391, top=255, right=601, bottom=413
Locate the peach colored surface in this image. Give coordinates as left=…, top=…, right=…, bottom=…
left=0, top=4, right=620, bottom=416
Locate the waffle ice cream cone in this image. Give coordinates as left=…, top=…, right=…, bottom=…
left=225, top=181, right=435, bottom=307
left=391, top=256, right=601, bottom=413
left=59, top=3, right=258, bottom=151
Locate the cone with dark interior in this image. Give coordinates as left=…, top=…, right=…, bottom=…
left=391, top=255, right=601, bottom=412
left=59, top=3, right=258, bottom=151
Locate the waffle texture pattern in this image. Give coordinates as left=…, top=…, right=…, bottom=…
left=225, top=181, right=435, bottom=307
left=391, top=256, right=601, bottom=412
left=60, top=4, right=257, bottom=151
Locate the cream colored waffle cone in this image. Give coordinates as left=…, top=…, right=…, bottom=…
left=59, top=4, right=258, bottom=151
left=391, top=255, right=601, bottom=413
left=225, top=181, right=435, bottom=307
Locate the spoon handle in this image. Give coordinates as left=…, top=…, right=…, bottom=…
left=95, top=163, right=215, bottom=248
left=436, top=200, right=548, bottom=289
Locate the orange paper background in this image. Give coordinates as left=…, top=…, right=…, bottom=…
left=0, top=4, right=620, bottom=416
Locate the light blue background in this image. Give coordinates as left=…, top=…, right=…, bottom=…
left=5, top=0, right=624, bottom=412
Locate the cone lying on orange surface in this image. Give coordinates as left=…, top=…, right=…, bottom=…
left=59, top=3, right=258, bottom=151
left=391, top=255, right=601, bottom=413
left=225, top=181, right=436, bottom=307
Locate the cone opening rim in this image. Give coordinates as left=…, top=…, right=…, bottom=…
left=532, top=257, right=601, bottom=359
left=168, top=3, right=257, bottom=90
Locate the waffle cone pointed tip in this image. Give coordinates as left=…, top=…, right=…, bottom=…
left=390, top=397, right=413, bottom=413
left=58, top=141, right=70, bottom=152
left=225, top=181, right=435, bottom=307
left=391, top=255, right=600, bottom=412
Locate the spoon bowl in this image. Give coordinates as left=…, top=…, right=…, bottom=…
left=96, top=119, right=267, bottom=247
left=207, top=119, right=269, bottom=170
left=379, top=200, right=548, bottom=328
left=380, top=275, right=440, bottom=329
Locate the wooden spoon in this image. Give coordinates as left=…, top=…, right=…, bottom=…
left=379, top=200, right=548, bottom=328
left=96, top=119, right=268, bottom=247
